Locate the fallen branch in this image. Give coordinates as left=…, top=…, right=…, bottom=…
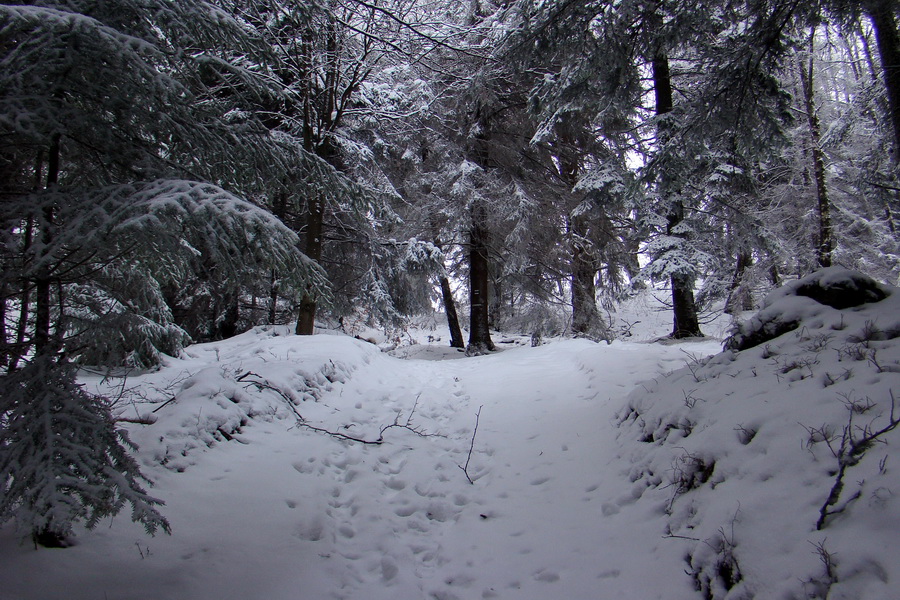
left=239, top=371, right=438, bottom=446
left=151, top=397, right=177, bottom=414
left=378, top=395, right=443, bottom=441
left=237, top=371, right=304, bottom=421
left=115, top=413, right=158, bottom=425
left=663, top=533, right=702, bottom=541
left=459, top=405, right=483, bottom=484
left=294, top=421, right=384, bottom=445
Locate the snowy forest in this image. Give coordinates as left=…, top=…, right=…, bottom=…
left=1, top=0, right=900, bottom=598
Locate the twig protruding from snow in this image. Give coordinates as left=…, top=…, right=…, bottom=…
left=459, top=405, right=483, bottom=484
left=816, top=390, right=900, bottom=530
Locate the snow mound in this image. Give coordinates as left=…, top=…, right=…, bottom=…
left=122, top=326, right=382, bottom=472
left=617, top=269, right=900, bottom=599
left=725, top=267, right=894, bottom=351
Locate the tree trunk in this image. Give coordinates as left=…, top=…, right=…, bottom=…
left=769, top=263, right=782, bottom=287
left=558, top=131, right=602, bottom=337
left=725, top=251, right=754, bottom=314
left=432, top=236, right=464, bottom=348
left=623, top=232, right=643, bottom=288
left=570, top=218, right=601, bottom=337
left=34, top=135, right=60, bottom=355
left=667, top=201, right=702, bottom=338
left=798, top=40, right=833, bottom=267
left=268, top=191, right=288, bottom=326
left=467, top=205, right=495, bottom=354
left=0, top=281, right=7, bottom=368
left=268, top=270, right=279, bottom=325
left=9, top=218, right=33, bottom=372
left=439, top=276, right=465, bottom=349
left=653, top=52, right=702, bottom=338
left=214, top=291, right=240, bottom=340
left=465, top=105, right=495, bottom=355
left=865, top=0, right=900, bottom=163
left=295, top=193, right=324, bottom=335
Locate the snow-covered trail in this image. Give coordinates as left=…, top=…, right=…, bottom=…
left=0, top=334, right=722, bottom=600
left=399, top=341, right=718, bottom=600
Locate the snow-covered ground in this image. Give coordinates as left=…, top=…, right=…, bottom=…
left=1, top=270, right=898, bottom=600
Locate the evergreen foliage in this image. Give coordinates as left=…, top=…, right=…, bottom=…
left=0, top=356, right=169, bottom=546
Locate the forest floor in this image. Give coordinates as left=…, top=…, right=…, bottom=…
left=1, top=271, right=898, bottom=600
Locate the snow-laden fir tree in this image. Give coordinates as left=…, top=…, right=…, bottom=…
left=0, top=0, right=331, bottom=546
left=0, top=356, right=169, bottom=547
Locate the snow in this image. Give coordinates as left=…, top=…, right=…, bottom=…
left=2, top=274, right=899, bottom=599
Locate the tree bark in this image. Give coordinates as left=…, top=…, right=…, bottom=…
left=213, top=291, right=240, bottom=340
left=798, top=39, right=833, bottom=268
left=0, top=281, right=7, bottom=368
left=865, top=0, right=900, bottom=163
left=439, top=276, right=465, bottom=349
left=557, top=128, right=602, bottom=337
left=465, top=105, right=495, bottom=355
left=652, top=52, right=703, bottom=338
left=295, top=194, right=324, bottom=335
left=570, top=216, right=601, bottom=337
left=34, top=135, right=60, bottom=355
left=268, top=191, right=288, bottom=326
left=667, top=201, right=702, bottom=338
left=467, top=204, right=495, bottom=354
left=9, top=217, right=33, bottom=372
left=268, top=270, right=279, bottom=325
left=725, top=251, right=754, bottom=315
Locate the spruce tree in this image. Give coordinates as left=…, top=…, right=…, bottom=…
left=0, top=356, right=169, bottom=546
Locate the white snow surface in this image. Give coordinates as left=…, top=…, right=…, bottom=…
left=2, top=276, right=899, bottom=600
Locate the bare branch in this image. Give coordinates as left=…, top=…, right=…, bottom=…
left=458, top=405, right=483, bottom=484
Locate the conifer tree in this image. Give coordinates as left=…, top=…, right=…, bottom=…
left=0, top=356, right=169, bottom=547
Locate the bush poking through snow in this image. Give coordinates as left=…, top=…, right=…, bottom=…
left=0, top=357, right=169, bottom=547
left=687, top=525, right=744, bottom=600
left=619, top=268, right=900, bottom=598
left=815, top=391, right=900, bottom=530
left=725, top=268, right=891, bottom=351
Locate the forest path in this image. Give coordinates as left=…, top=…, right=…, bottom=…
left=0, top=334, right=722, bottom=600
left=303, top=337, right=720, bottom=600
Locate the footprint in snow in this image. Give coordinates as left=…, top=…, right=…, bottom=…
left=337, top=523, right=355, bottom=539
left=533, top=569, right=561, bottom=583
left=385, top=478, right=406, bottom=491
left=291, top=460, right=315, bottom=474
left=598, top=569, right=621, bottom=579
left=380, top=557, right=399, bottom=582
left=294, top=518, right=324, bottom=542
left=394, top=504, right=417, bottom=517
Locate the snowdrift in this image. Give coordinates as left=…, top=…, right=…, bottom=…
left=618, top=268, right=900, bottom=599
left=123, top=327, right=385, bottom=472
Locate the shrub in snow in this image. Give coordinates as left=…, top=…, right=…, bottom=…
left=0, top=357, right=169, bottom=547
left=616, top=267, right=900, bottom=598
